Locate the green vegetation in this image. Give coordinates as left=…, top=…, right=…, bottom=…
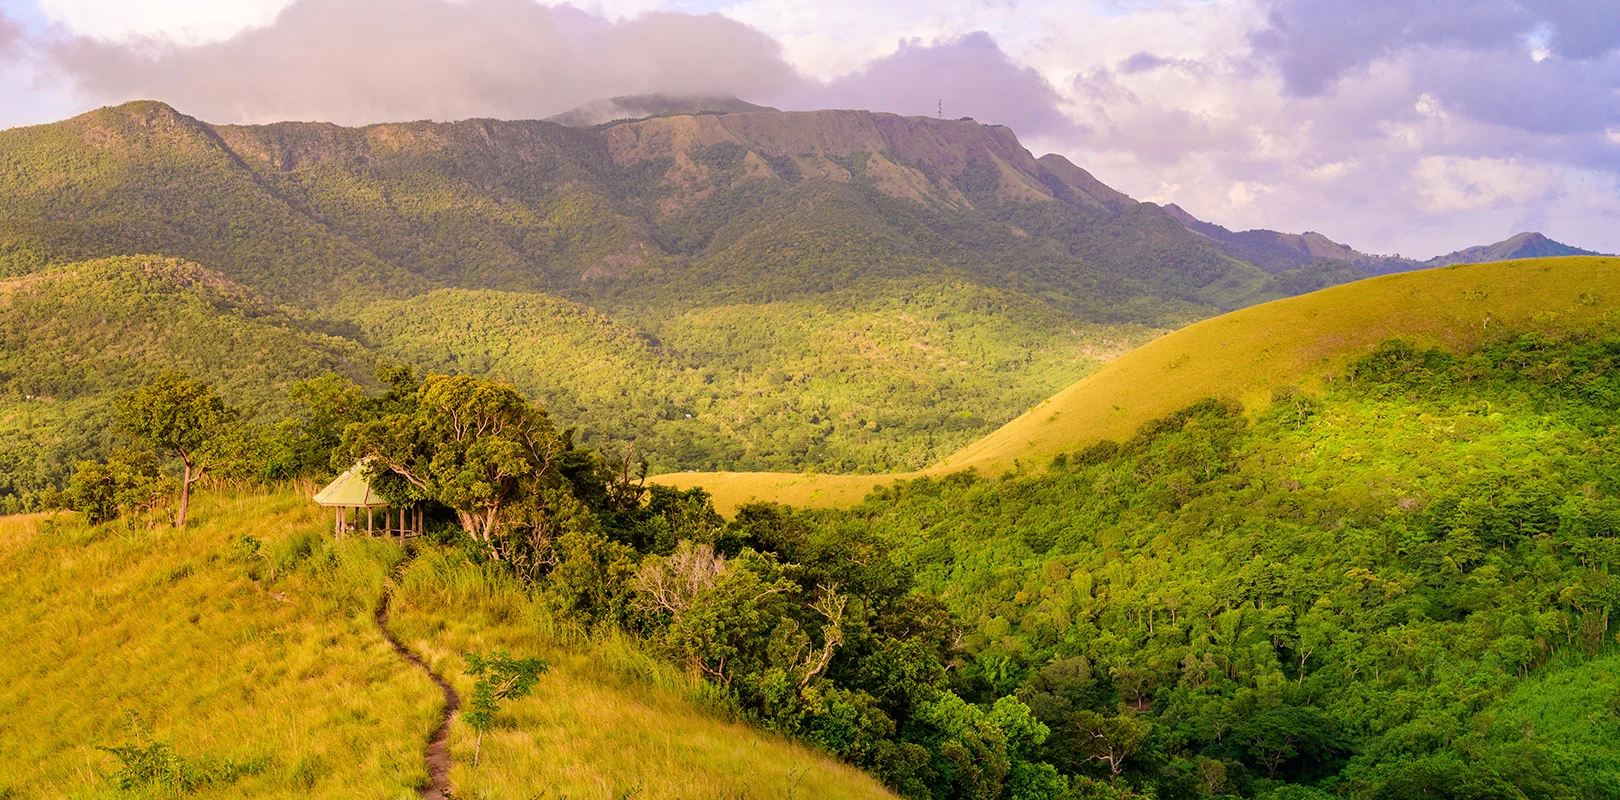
left=461, top=651, right=549, bottom=766
left=659, top=255, right=1620, bottom=513
left=8, top=273, right=1620, bottom=797
left=0, top=256, right=372, bottom=513
left=114, top=372, right=245, bottom=527
left=385, top=549, right=899, bottom=798
left=796, top=328, right=1620, bottom=796
left=353, top=281, right=1159, bottom=474
left=6, top=99, right=1620, bottom=799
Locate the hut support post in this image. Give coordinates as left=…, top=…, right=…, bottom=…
left=367, top=507, right=373, bottom=535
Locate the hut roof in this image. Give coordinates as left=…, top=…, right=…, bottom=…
left=313, top=461, right=391, bottom=508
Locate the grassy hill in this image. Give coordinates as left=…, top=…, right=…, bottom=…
left=656, top=255, right=1620, bottom=512
left=0, top=492, right=898, bottom=798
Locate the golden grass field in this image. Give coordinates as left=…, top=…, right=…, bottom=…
left=0, top=491, right=896, bottom=799
left=0, top=492, right=435, bottom=798
left=653, top=256, right=1620, bottom=513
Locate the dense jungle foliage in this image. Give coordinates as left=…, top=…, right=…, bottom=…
left=57, top=327, right=1620, bottom=798
left=808, top=330, right=1620, bottom=797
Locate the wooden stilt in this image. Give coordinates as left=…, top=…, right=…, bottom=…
left=367, top=507, right=373, bottom=535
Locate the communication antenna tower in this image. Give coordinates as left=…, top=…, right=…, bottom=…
left=938, top=98, right=942, bottom=119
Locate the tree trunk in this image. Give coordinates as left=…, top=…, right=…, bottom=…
left=176, top=461, right=194, bottom=528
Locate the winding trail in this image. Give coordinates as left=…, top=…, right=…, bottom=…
left=376, top=559, right=461, bottom=799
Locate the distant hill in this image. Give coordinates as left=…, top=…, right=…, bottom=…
left=1425, top=230, right=1605, bottom=266
left=545, top=93, right=778, bottom=127
left=1163, top=203, right=1607, bottom=276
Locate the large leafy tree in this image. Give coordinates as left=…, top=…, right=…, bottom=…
left=340, top=375, right=567, bottom=552
left=113, top=372, right=243, bottom=528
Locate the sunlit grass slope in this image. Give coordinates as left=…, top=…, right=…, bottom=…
left=386, top=549, right=899, bottom=800
left=657, top=256, right=1620, bottom=512
left=0, top=495, right=900, bottom=798
left=0, top=491, right=435, bottom=798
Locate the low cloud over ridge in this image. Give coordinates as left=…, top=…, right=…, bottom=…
left=37, top=0, right=1075, bottom=135
left=48, top=0, right=799, bottom=124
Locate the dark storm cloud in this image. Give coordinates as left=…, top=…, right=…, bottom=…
left=46, top=0, right=801, bottom=124
left=787, top=31, right=1081, bottom=137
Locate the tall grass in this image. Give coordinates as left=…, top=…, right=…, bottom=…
left=0, top=490, right=438, bottom=798
left=387, top=548, right=897, bottom=800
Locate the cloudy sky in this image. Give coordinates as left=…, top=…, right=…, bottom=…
left=1, top=0, right=1617, bottom=258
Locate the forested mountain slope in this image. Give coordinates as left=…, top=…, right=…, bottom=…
left=1, top=100, right=1261, bottom=313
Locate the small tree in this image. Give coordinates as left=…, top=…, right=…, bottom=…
left=462, top=650, right=548, bottom=766
left=65, top=448, right=171, bottom=525
left=113, top=373, right=242, bottom=528
left=1070, top=709, right=1148, bottom=785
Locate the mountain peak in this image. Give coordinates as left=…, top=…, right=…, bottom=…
left=545, top=94, right=778, bottom=127
left=1425, top=231, right=1604, bottom=267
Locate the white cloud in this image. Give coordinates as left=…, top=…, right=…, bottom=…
left=35, top=0, right=294, bottom=44
left=1227, top=181, right=1272, bottom=206
left=1411, top=156, right=1556, bottom=213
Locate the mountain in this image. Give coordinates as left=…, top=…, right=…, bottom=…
left=0, top=99, right=1304, bottom=496
left=1163, top=203, right=1607, bottom=275
left=1161, top=203, right=1409, bottom=274
left=1426, top=230, right=1606, bottom=266
left=545, top=93, right=779, bottom=127
left=0, top=100, right=1268, bottom=315
left=5, top=99, right=1603, bottom=504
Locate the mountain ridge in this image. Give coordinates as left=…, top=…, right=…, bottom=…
left=1164, top=202, right=1607, bottom=275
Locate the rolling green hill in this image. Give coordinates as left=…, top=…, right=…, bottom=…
left=655, top=255, right=1620, bottom=512
left=0, top=256, right=375, bottom=512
